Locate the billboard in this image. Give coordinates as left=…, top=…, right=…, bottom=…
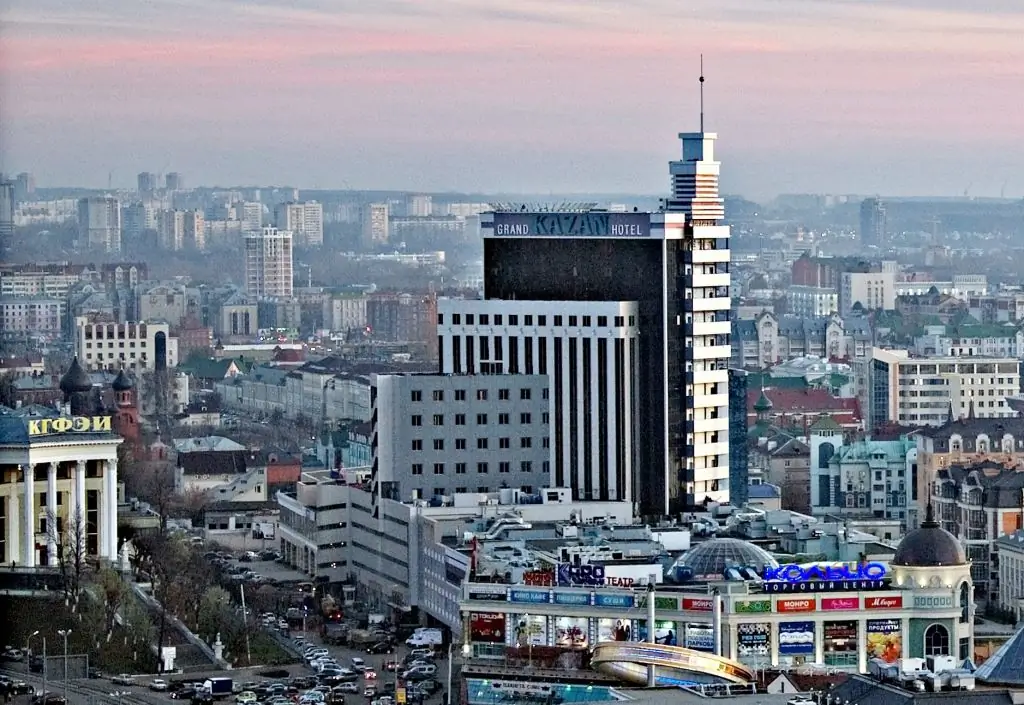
left=865, top=595, right=902, bottom=610
left=683, top=623, right=714, bottom=652
left=556, top=563, right=605, bottom=587
left=490, top=212, right=651, bottom=239
left=779, top=622, right=815, bottom=655
left=597, top=618, right=634, bottom=643
left=821, top=597, right=859, bottom=611
left=777, top=598, right=816, bottom=613
left=823, top=621, right=858, bottom=664
left=866, top=619, right=902, bottom=663
left=737, top=623, right=771, bottom=663
left=513, top=615, right=548, bottom=647
left=470, top=612, right=506, bottom=643
left=553, top=616, right=589, bottom=649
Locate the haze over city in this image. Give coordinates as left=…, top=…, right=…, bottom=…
left=2, top=0, right=1024, bottom=198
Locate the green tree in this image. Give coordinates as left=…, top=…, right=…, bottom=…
left=0, top=373, right=16, bottom=408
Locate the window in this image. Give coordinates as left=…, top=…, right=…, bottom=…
left=455, top=389, right=466, bottom=401
left=542, top=437, right=550, bottom=448
left=521, top=437, right=532, bottom=448
left=480, top=314, right=489, bottom=324
left=453, top=314, right=461, bottom=324
left=476, top=389, right=488, bottom=401
left=542, top=388, right=549, bottom=400
left=433, top=439, right=444, bottom=451
left=509, top=315, right=518, bottom=325
left=499, top=388, right=510, bottom=400
left=433, top=487, right=445, bottom=497
left=495, top=314, right=503, bottom=324
left=521, top=461, right=533, bottom=473
left=478, top=486, right=489, bottom=493
left=477, top=462, right=489, bottom=474
left=569, top=315, right=578, bottom=326
left=538, top=315, right=546, bottom=325
left=411, top=390, right=422, bottom=402
left=466, top=314, right=474, bottom=324
left=499, top=461, right=511, bottom=473
left=433, top=463, right=445, bottom=475
left=455, top=414, right=466, bottom=425
left=499, top=437, right=510, bottom=449
left=520, top=388, right=531, bottom=400
left=583, top=316, right=591, bottom=326
left=598, top=316, right=607, bottom=326
left=456, top=463, right=467, bottom=475
left=412, top=439, right=423, bottom=451
left=433, top=390, right=444, bottom=401
left=521, top=485, right=533, bottom=494
left=498, top=413, right=510, bottom=425
left=437, top=313, right=444, bottom=325
left=554, top=315, right=562, bottom=326
left=520, top=412, right=532, bottom=424
left=542, top=412, right=550, bottom=424
left=411, top=463, right=424, bottom=475
left=524, top=315, right=533, bottom=325
left=476, top=413, right=488, bottom=425
left=411, top=415, right=422, bottom=427
left=924, top=624, right=950, bottom=656
left=456, top=438, right=467, bottom=450
left=433, top=414, right=444, bottom=426
left=477, top=438, right=489, bottom=449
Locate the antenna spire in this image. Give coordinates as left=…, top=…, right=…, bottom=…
left=699, top=54, right=705, bottom=133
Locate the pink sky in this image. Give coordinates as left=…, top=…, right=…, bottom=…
left=1, top=0, right=1023, bottom=198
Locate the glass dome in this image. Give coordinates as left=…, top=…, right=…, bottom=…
left=674, top=538, right=779, bottom=580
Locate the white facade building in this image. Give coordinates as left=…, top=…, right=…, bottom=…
left=75, top=318, right=178, bottom=372
left=323, top=293, right=368, bottom=332
left=840, top=272, right=896, bottom=316
left=361, top=203, right=389, bottom=247
left=78, top=196, right=122, bottom=252
left=787, top=285, right=839, bottom=317
left=438, top=299, right=640, bottom=503
left=855, top=346, right=1021, bottom=429
left=275, top=201, right=324, bottom=247
left=245, top=227, right=294, bottom=298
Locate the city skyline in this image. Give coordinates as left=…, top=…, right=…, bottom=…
left=2, top=0, right=1023, bottom=200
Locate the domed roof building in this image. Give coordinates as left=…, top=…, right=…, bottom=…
left=674, top=537, right=779, bottom=580
left=892, top=504, right=966, bottom=568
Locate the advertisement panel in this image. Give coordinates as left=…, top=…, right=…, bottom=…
left=597, top=618, right=634, bottom=643
left=594, top=593, right=633, bottom=608
left=553, top=591, right=591, bottom=606
left=490, top=212, right=651, bottom=239
left=821, top=597, right=860, bottom=611
left=778, top=622, right=815, bottom=655
left=636, top=620, right=678, bottom=645
left=683, top=623, right=714, bottom=652
left=865, top=596, right=902, bottom=610
left=777, top=598, right=816, bottom=613
left=735, top=600, right=771, bottom=614
left=737, top=623, right=771, bottom=663
left=682, top=597, right=713, bottom=612
left=470, top=612, right=506, bottom=643
left=468, top=588, right=508, bottom=602
left=823, top=620, right=859, bottom=666
left=865, top=619, right=902, bottom=663
left=509, top=589, right=549, bottom=604
left=553, top=616, right=589, bottom=649
left=513, top=615, right=548, bottom=647
left=556, top=563, right=606, bottom=587
left=762, top=561, right=888, bottom=593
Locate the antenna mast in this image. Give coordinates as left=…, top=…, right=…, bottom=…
left=699, top=54, right=705, bottom=133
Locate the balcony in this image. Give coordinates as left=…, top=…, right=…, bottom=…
left=684, top=249, right=731, bottom=264
left=691, top=344, right=732, bottom=360
left=691, top=320, right=731, bottom=336
left=691, top=273, right=731, bottom=289
left=693, top=416, right=729, bottom=433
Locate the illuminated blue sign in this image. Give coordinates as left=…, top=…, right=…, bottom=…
left=594, top=593, right=633, bottom=608
left=510, top=590, right=550, bottom=604
left=557, top=563, right=606, bottom=587
left=554, top=592, right=591, bottom=606
left=763, top=562, right=889, bottom=594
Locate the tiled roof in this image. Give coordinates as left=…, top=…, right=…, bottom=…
left=746, top=388, right=859, bottom=417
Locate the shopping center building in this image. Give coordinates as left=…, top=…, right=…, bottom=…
left=458, top=508, right=974, bottom=680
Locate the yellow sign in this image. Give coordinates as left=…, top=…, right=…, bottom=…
left=28, top=416, right=112, bottom=436
left=396, top=689, right=406, bottom=704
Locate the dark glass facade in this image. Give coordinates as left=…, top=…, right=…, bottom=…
left=484, top=236, right=680, bottom=515
left=728, top=369, right=749, bottom=507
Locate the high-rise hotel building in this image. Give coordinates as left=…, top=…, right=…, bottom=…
left=440, top=131, right=731, bottom=516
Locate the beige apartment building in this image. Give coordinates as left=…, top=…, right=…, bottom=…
left=245, top=227, right=294, bottom=298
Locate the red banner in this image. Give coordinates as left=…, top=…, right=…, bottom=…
left=865, top=595, right=902, bottom=609
left=777, top=598, right=816, bottom=613
left=821, top=597, right=860, bottom=611
left=682, top=598, right=713, bottom=612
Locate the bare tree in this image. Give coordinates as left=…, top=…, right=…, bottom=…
left=97, top=566, right=127, bottom=641
left=47, top=506, right=88, bottom=611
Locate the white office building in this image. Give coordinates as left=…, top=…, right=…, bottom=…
left=438, top=299, right=640, bottom=503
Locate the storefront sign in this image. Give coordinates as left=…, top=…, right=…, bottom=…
left=822, top=597, right=860, bottom=611
left=28, top=415, right=112, bottom=436
left=522, top=570, right=554, bottom=586
left=682, top=597, right=713, bottom=612
left=594, top=593, right=633, bottom=608
left=556, top=563, right=605, bottom=587
left=778, top=598, right=816, bottom=613
left=865, top=619, right=902, bottom=663
left=779, top=621, right=815, bottom=655
left=491, top=212, right=651, bottom=239
left=470, top=612, right=506, bottom=643
left=553, top=617, right=589, bottom=649
left=468, top=589, right=508, bottom=602
left=913, top=595, right=953, bottom=609
left=656, top=596, right=680, bottom=610
left=737, top=623, right=771, bottom=662
left=606, top=576, right=636, bottom=588
left=763, top=562, right=888, bottom=593
left=597, top=618, right=634, bottom=642
left=683, top=623, right=714, bottom=651
left=735, top=600, right=772, bottom=614
left=824, top=620, right=858, bottom=661
left=509, top=589, right=549, bottom=604
left=513, top=615, right=547, bottom=647
left=553, top=591, right=590, bottom=606
left=865, top=596, right=902, bottom=610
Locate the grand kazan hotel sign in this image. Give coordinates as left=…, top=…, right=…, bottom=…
left=761, top=562, right=889, bottom=594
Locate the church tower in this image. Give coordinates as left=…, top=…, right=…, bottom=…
left=111, top=368, right=139, bottom=443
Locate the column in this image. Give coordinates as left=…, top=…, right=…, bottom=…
left=7, top=493, right=19, bottom=565
left=74, top=460, right=86, bottom=555
left=104, top=457, right=118, bottom=559
left=47, top=463, right=58, bottom=566
left=22, top=465, right=36, bottom=568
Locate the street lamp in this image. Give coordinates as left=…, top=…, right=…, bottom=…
left=25, top=630, right=39, bottom=657
left=57, top=629, right=71, bottom=702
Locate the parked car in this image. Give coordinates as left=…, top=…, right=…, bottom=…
left=350, top=657, right=368, bottom=672
left=112, top=674, right=137, bottom=686
left=335, top=683, right=359, bottom=694
left=235, top=691, right=258, bottom=704
left=362, top=685, right=377, bottom=698
left=365, top=642, right=393, bottom=655
left=150, top=679, right=170, bottom=692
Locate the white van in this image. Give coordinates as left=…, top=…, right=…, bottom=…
left=405, top=629, right=443, bottom=647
